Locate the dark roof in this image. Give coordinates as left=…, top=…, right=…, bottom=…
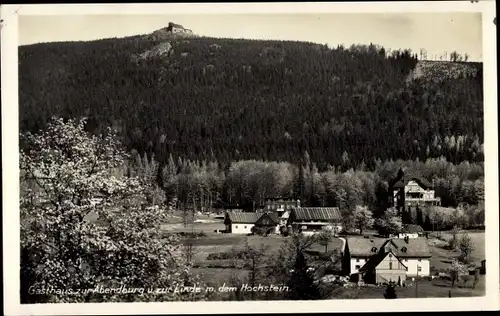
left=358, top=252, right=386, bottom=272
left=394, top=176, right=432, bottom=189
left=266, top=212, right=279, bottom=223
left=401, top=224, right=425, bottom=233
left=389, top=170, right=432, bottom=189
left=226, top=211, right=278, bottom=224
left=292, top=207, right=341, bottom=221
left=346, top=237, right=431, bottom=258
left=357, top=252, right=403, bottom=272
left=359, top=251, right=407, bottom=272
left=227, top=212, right=260, bottom=223
left=255, top=213, right=279, bottom=226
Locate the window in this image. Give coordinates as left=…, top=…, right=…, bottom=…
left=244, top=226, right=247, bottom=229
left=418, top=258, right=421, bottom=262
left=389, top=254, right=392, bottom=258
left=389, top=262, right=393, bottom=270
left=235, top=225, right=238, bottom=228
left=404, top=259, right=408, bottom=262
left=356, top=258, right=360, bottom=262
left=355, top=265, right=361, bottom=269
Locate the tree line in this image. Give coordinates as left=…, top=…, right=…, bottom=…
left=19, top=37, right=483, bottom=170
left=125, top=149, right=484, bottom=227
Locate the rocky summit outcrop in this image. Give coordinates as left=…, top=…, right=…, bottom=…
left=134, top=41, right=173, bottom=61
left=406, top=60, right=480, bottom=84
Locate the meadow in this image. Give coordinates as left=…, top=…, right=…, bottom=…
left=427, top=231, right=485, bottom=271
left=161, top=215, right=486, bottom=299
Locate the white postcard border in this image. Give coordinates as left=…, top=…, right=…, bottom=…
left=2, top=2, right=498, bottom=315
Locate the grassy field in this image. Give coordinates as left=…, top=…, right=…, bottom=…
left=330, top=276, right=485, bottom=299
left=427, top=231, right=485, bottom=271
left=186, top=231, right=344, bottom=296
left=190, top=234, right=344, bottom=262
left=169, top=217, right=486, bottom=299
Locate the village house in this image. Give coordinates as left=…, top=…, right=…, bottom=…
left=224, top=211, right=279, bottom=235
left=253, top=212, right=280, bottom=235
left=396, top=224, right=425, bottom=239
left=288, top=207, right=343, bottom=236
left=344, top=237, right=432, bottom=284
left=264, top=197, right=300, bottom=212
left=264, top=197, right=300, bottom=228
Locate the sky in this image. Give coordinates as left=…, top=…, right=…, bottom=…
left=19, top=13, right=483, bottom=61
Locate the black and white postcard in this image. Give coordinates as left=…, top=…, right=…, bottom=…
left=1, top=1, right=498, bottom=315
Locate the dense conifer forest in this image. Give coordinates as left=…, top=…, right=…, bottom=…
left=19, top=34, right=484, bottom=171
left=18, top=31, right=485, bottom=216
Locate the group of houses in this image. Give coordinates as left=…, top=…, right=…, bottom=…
left=223, top=169, right=439, bottom=238
left=224, top=197, right=343, bottom=236
left=221, top=169, right=448, bottom=285
left=346, top=169, right=438, bottom=285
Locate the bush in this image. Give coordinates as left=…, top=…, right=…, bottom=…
left=194, top=260, right=246, bottom=269
left=176, top=231, right=207, bottom=238
left=383, top=282, right=398, bottom=299
left=206, top=249, right=247, bottom=261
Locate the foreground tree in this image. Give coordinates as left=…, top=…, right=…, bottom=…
left=316, top=229, right=335, bottom=253
left=458, top=232, right=474, bottom=263
left=264, top=232, right=322, bottom=300
left=241, top=239, right=269, bottom=300
left=20, top=117, right=207, bottom=303
left=448, top=259, right=467, bottom=288
left=351, top=205, right=375, bottom=235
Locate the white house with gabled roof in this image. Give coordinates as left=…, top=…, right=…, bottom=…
left=344, top=237, right=431, bottom=280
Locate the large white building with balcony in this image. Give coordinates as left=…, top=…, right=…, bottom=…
left=388, top=169, right=440, bottom=224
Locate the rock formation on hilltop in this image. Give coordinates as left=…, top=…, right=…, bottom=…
left=134, top=41, right=174, bottom=61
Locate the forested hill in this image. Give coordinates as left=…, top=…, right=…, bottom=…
left=19, top=31, right=484, bottom=170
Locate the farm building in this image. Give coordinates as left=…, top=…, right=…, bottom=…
left=224, top=211, right=280, bottom=234
left=396, top=224, right=425, bottom=239
left=254, top=212, right=280, bottom=235
left=288, top=207, right=343, bottom=235
left=344, top=237, right=432, bottom=284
